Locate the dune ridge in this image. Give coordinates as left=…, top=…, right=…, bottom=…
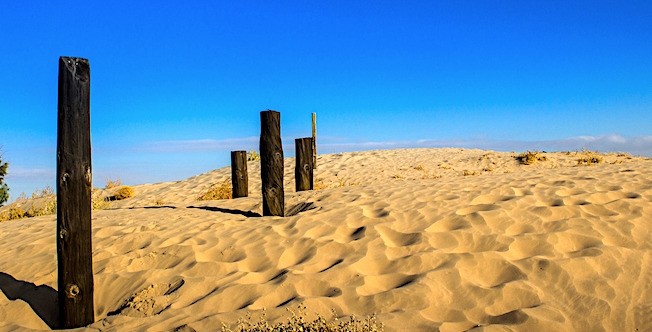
left=0, top=148, right=651, bottom=331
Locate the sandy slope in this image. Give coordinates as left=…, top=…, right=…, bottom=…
left=0, top=148, right=650, bottom=331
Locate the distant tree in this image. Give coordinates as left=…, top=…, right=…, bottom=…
left=0, top=151, right=8, bottom=206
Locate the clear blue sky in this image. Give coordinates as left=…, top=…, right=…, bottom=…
left=1, top=1, right=651, bottom=201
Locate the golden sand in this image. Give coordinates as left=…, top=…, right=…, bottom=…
left=0, top=148, right=650, bottom=331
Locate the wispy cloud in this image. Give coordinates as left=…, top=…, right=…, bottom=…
left=141, top=137, right=259, bottom=152
left=319, top=134, right=652, bottom=156
left=5, top=167, right=55, bottom=179
left=134, top=134, right=652, bottom=156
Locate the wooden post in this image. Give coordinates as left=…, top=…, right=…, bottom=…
left=312, top=113, right=317, bottom=169
left=295, top=138, right=314, bottom=191
left=260, top=110, right=284, bottom=216
left=56, top=56, right=94, bottom=328
left=231, top=150, right=248, bottom=198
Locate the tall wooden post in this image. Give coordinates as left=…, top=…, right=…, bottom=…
left=56, top=56, right=94, bottom=328
left=260, top=110, right=284, bottom=216
left=231, top=150, right=248, bottom=198
left=312, top=113, right=317, bottom=169
left=295, top=138, right=314, bottom=191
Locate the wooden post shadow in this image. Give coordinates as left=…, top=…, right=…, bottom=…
left=231, top=150, right=248, bottom=198
left=295, top=137, right=314, bottom=192
left=56, top=56, right=94, bottom=328
left=260, top=110, right=284, bottom=216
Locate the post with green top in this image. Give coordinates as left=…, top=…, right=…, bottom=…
left=312, top=112, right=317, bottom=169
left=56, top=56, right=94, bottom=328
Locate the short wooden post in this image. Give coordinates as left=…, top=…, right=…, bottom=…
left=56, top=56, right=94, bottom=328
left=312, top=113, right=317, bottom=169
left=231, top=150, right=248, bottom=198
left=260, top=110, right=284, bottom=216
left=295, top=138, right=314, bottom=191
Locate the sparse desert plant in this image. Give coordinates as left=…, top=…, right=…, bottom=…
left=516, top=151, right=547, bottom=165
left=577, top=150, right=604, bottom=166
left=105, top=178, right=123, bottom=189
left=198, top=180, right=232, bottom=200
left=0, top=154, right=8, bottom=206
left=462, top=170, right=479, bottom=176
left=616, top=152, right=632, bottom=159
left=109, top=186, right=135, bottom=201
left=247, top=150, right=261, bottom=161
left=221, top=304, right=383, bottom=332
left=314, top=178, right=328, bottom=190
left=413, top=164, right=425, bottom=171
left=0, top=207, right=26, bottom=221
left=31, top=186, right=54, bottom=199
left=92, top=190, right=111, bottom=210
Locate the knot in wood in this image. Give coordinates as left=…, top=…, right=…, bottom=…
left=65, top=283, right=80, bottom=298
left=85, top=167, right=92, bottom=186
left=60, top=172, right=70, bottom=185
left=303, top=164, right=310, bottom=171
left=59, top=228, right=68, bottom=239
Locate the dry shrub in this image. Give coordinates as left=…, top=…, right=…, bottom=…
left=198, top=180, right=232, bottom=200
left=314, top=178, right=327, bottom=190
left=516, top=151, right=547, bottom=165
left=109, top=186, right=135, bottom=201
left=105, top=178, right=123, bottom=189
left=247, top=150, right=261, bottom=161
left=221, top=304, right=383, bottom=332
left=462, top=170, right=479, bottom=176
left=31, top=186, right=54, bottom=199
left=577, top=150, right=604, bottom=166
left=92, top=190, right=111, bottom=210
left=27, top=200, right=57, bottom=217
left=413, top=164, right=425, bottom=171
left=0, top=207, right=26, bottom=221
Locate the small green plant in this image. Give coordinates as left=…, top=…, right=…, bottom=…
left=198, top=180, right=232, bottom=200
left=516, top=151, right=547, bottom=165
left=221, top=304, right=383, bottom=332
left=247, top=150, right=261, bottom=161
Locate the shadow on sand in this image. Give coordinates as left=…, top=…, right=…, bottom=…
left=0, top=272, right=58, bottom=328
left=187, top=205, right=262, bottom=218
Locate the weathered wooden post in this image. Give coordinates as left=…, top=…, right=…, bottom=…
left=295, top=138, right=314, bottom=191
left=56, top=56, right=94, bottom=328
left=231, top=150, right=248, bottom=198
left=260, top=110, right=284, bottom=216
left=312, top=113, right=317, bottom=169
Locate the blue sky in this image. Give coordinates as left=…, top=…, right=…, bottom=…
left=1, top=1, right=651, bottom=201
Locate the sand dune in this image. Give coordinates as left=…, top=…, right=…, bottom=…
left=0, top=148, right=651, bottom=331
